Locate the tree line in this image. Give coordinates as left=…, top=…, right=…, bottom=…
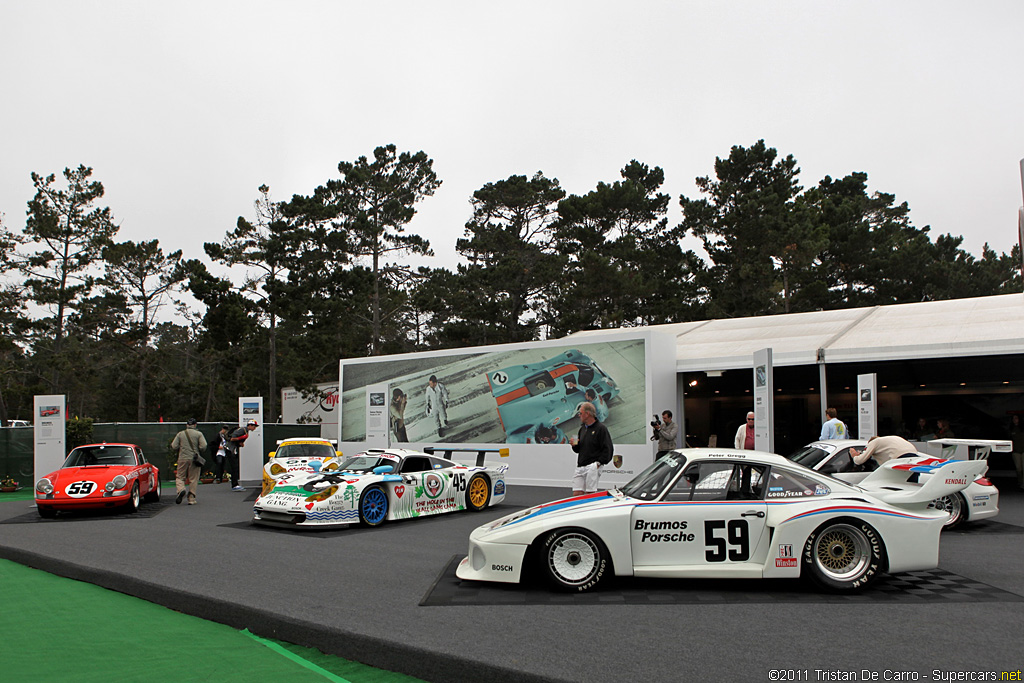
left=1, top=141, right=1019, bottom=426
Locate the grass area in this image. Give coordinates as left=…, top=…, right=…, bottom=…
left=0, top=558, right=425, bottom=683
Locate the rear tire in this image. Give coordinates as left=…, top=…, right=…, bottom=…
left=803, top=519, right=886, bottom=591
left=466, top=474, right=490, bottom=512
left=930, top=493, right=965, bottom=529
left=144, top=476, right=160, bottom=503
left=540, top=528, right=610, bottom=592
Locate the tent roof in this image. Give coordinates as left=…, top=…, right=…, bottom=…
left=568, top=294, right=1024, bottom=372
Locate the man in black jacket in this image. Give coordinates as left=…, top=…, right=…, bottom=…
left=569, top=402, right=614, bottom=495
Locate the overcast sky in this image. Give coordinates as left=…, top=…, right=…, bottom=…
left=2, top=1, right=1023, bottom=280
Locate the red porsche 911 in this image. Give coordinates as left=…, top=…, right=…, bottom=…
left=35, top=443, right=161, bottom=518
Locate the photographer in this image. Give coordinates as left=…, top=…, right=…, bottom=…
left=651, top=410, right=678, bottom=459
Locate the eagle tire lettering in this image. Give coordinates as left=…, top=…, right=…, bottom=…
left=802, top=518, right=886, bottom=592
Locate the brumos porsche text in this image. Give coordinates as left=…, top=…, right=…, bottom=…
left=634, top=519, right=694, bottom=542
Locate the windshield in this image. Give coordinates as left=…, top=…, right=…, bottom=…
left=786, top=445, right=831, bottom=470
left=620, top=452, right=687, bottom=500
left=64, top=446, right=136, bottom=467
left=338, top=455, right=395, bottom=472
left=276, top=443, right=336, bottom=459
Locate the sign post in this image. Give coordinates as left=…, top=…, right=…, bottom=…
left=34, top=395, right=67, bottom=482
left=238, top=397, right=264, bottom=483
left=753, top=348, right=774, bottom=453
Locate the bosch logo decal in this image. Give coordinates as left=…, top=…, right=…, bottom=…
left=491, top=564, right=514, bottom=572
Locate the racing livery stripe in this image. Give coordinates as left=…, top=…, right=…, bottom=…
left=492, top=364, right=581, bottom=405
left=548, top=363, right=580, bottom=380
left=781, top=505, right=933, bottom=523
left=494, top=386, right=530, bottom=406
left=505, top=491, right=612, bottom=526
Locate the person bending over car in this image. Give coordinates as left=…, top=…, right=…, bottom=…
left=852, top=435, right=917, bottom=467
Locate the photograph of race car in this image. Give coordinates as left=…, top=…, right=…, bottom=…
left=788, top=440, right=999, bottom=528
left=262, top=437, right=343, bottom=495
left=34, top=443, right=161, bottom=518
left=456, top=448, right=984, bottom=592
left=487, top=349, right=619, bottom=440
left=253, top=448, right=508, bottom=529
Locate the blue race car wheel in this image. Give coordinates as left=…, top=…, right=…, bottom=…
left=359, top=485, right=388, bottom=527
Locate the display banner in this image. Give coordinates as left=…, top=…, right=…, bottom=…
left=338, top=332, right=668, bottom=487
left=366, top=382, right=389, bottom=448
left=280, top=382, right=338, bottom=427
left=753, top=348, right=775, bottom=453
left=857, top=373, right=878, bottom=440
left=34, top=395, right=66, bottom=481
left=238, top=397, right=264, bottom=482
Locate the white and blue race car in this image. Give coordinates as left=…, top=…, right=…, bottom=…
left=254, top=447, right=508, bottom=528
left=789, top=440, right=1000, bottom=529
left=456, top=448, right=984, bottom=592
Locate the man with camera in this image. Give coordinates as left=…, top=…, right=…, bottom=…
left=651, top=410, right=678, bottom=459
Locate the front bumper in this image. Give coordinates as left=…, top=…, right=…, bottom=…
left=455, top=532, right=530, bottom=584
left=35, top=489, right=131, bottom=511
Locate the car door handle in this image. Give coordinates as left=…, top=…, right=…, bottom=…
left=741, top=511, right=765, bottom=518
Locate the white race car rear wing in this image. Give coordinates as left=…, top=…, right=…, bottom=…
left=855, top=456, right=988, bottom=506
left=924, top=438, right=1012, bottom=460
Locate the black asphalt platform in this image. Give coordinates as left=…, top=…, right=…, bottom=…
left=1, top=480, right=1022, bottom=683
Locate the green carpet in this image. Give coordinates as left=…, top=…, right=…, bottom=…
left=0, top=558, right=424, bottom=683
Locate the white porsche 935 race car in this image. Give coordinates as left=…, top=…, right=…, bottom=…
left=456, top=448, right=984, bottom=592
left=789, top=440, right=999, bottom=529
left=253, top=447, right=508, bottom=528
left=261, top=437, right=343, bottom=495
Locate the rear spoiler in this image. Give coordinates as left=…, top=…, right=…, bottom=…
left=924, top=439, right=1012, bottom=460
left=424, top=446, right=510, bottom=467
left=856, top=456, right=988, bottom=506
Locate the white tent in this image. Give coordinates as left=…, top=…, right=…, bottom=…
left=570, top=293, right=1024, bottom=372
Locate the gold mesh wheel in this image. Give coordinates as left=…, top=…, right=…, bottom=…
left=466, top=474, right=490, bottom=511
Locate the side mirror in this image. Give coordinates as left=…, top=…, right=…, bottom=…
left=268, top=451, right=277, bottom=459
left=373, top=465, right=394, bottom=474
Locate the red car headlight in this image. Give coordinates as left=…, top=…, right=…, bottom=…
left=106, top=475, right=128, bottom=492
left=36, top=478, right=53, bottom=495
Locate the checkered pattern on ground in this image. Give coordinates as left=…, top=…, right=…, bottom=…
left=951, top=519, right=1024, bottom=534
left=420, top=555, right=1024, bottom=606
left=0, top=500, right=169, bottom=524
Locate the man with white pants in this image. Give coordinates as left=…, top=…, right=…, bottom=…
left=424, top=375, right=450, bottom=438
left=569, top=402, right=614, bottom=495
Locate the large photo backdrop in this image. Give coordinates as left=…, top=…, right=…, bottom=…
left=341, top=338, right=646, bottom=446
left=338, top=334, right=666, bottom=487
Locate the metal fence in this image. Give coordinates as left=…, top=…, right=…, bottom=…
left=0, top=423, right=326, bottom=486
